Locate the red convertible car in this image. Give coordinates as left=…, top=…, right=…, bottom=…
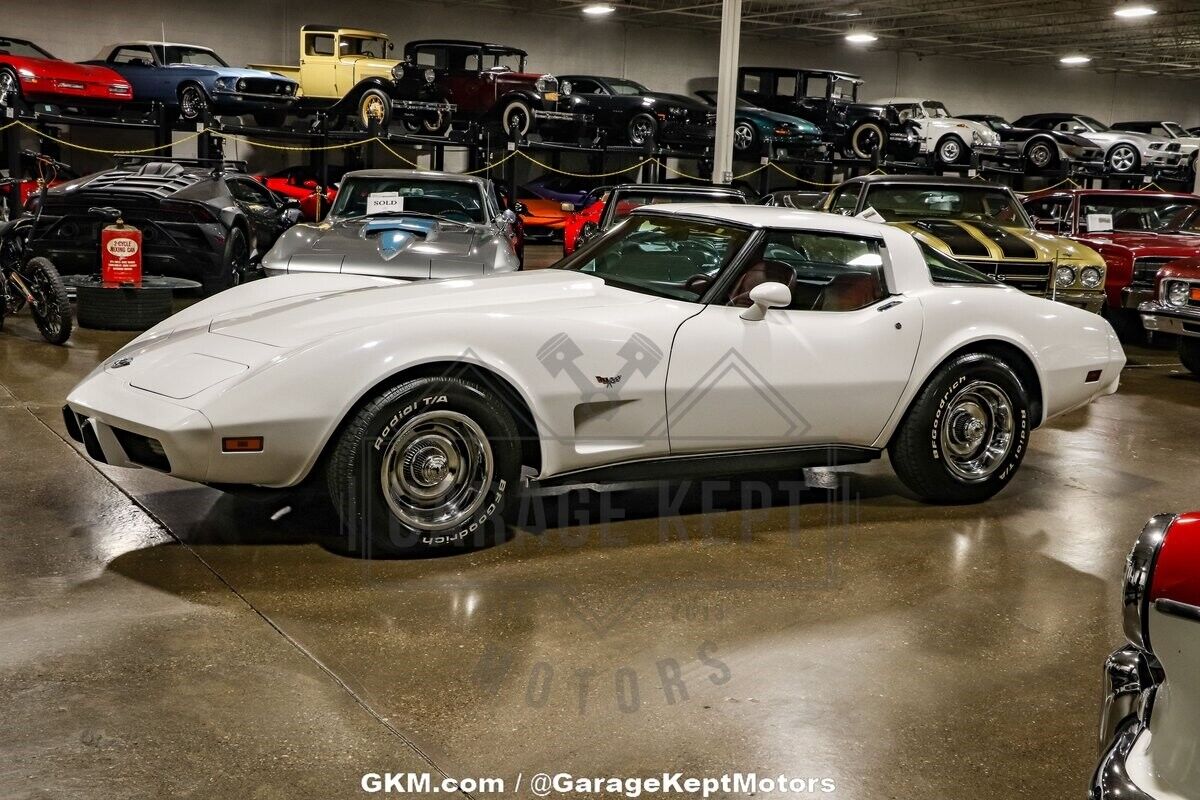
left=1023, top=188, right=1200, bottom=338
left=0, top=36, right=131, bottom=111
left=255, top=165, right=347, bottom=222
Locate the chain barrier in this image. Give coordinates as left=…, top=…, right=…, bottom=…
left=5, top=120, right=1190, bottom=199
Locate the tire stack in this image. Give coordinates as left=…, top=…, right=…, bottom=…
left=76, top=283, right=174, bottom=331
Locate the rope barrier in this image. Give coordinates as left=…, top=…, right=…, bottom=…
left=14, top=120, right=206, bottom=154
left=766, top=163, right=842, bottom=187
left=517, top=150, right=653, bottom=178
left=372, top=138, right=422, bottom=168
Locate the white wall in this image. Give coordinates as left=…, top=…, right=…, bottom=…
left=6, top=0, right=1200, bottom=178
left=8, top=0, right=1199, bottom=125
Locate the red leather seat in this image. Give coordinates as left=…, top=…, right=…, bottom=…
left=728, top=260, right=796, bottom=307
left=818, top=271, right=882, bottom=311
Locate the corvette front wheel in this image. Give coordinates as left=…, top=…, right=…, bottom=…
left=328, top=376, right=521, bottom=556
left=888, top=353, right=1031, bottom=504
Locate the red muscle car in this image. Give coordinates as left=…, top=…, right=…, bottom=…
left=1140, top=258, right=1200, bottom=375
left=562, top=187, right=608, bottom=256
left=1023, top=188, right=1200, bottom=338
left=0, top=36, right=132, bottom=110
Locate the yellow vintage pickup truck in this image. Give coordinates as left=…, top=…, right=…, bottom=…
left=250, top=25, right=452, bottom=133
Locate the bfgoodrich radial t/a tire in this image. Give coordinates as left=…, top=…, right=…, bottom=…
left=888, top=352, right=1031, bottom=504
left=327, top=376, right=521, bottom=556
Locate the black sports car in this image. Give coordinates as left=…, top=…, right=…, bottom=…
left=556, top=75, right=714, bottom=147
left=29, top=158, right=301, bottom=294
left=959, top=114, right=1104, bottom=172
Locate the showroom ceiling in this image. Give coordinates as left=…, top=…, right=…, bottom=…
left=517, top=0, right=1200, bottom=77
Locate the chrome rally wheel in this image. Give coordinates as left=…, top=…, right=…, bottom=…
left=938, top=380, right=1015, bottom=483
left=329, top=376, right=521, bottom=555
left=378, top=411, right=494, bottom=532
left=888, top=352, right=1031, bottom=504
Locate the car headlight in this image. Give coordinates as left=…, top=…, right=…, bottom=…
left=1149, top=142, right=1164, bottom=151
left=1166, top=280, right=1191, bottom=307
left=423, top=68, right=436, bottom=84
left=215, top=77, right=232, bottom=90
left=560, top=80, right=572, bottom=96
left=535, top=75, right=558, bottom=93
left=1055, top=266, right=1077, bottom=287
left=1123, top=514, right=1176, bottom=651
left=391, top=63, right=407, bottom=81
left=236, top=79, right=247, bottom=92
left=1080, top=266, right=1103, bottom=289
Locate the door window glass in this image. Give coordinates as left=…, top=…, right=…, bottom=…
left=723, top=230, right=887, bottom=311
left=111, top=46, right=154, bottom=65
left=305, top=34, right=335, bottom=56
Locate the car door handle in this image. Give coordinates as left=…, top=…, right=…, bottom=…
left=877, top=300, right=903, bottom=312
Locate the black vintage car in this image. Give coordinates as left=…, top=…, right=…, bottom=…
left=556, top=75, right=714, bottom=147
left=960, top=114, right=1105, bottom=172
left=736, top=66, right=918, bottom=160
left=29, top=158, right=301, bottom=294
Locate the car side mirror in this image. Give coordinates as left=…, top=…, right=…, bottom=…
left=388, top=42, right=395, bottom=52
left=502, top=209, right=518, bottom=225
left=282, top=207, right=303, bottom=226
left=301, top=179, right=318, bottom=190
left=740, top=281, right=792, bottom=321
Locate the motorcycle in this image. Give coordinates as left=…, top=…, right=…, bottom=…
left=0, top=151, right=72, bottom=345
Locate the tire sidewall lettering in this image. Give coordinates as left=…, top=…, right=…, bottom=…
left=372, top=394, right=449, bottom=452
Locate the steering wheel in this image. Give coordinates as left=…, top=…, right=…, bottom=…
left=683, top=273, right=714, bottom=295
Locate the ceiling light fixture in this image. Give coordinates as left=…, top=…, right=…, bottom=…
left=826, top=9, right=864, bottom=17
left=845, top=32, right=878, bottom=44
left=1059, top=55, right=1092, bottom=64
left=582, top=3, right=616, bottom=15
left=1114, top=4, right=1157, bottom=17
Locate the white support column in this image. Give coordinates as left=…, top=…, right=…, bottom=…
left=711, top=0, right=742, bottom=185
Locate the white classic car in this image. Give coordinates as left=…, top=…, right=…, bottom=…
left=63, top=205, right=1124, bottom=554
left=866, top=98, right=1003, bottom=165
left=1094, top=513, right=1200, bottom=800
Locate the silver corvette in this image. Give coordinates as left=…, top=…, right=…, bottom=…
left=261, top=169, right=523, bottom=280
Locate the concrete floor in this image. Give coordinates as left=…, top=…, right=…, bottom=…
left=3, top=252, right=1199, bottom=799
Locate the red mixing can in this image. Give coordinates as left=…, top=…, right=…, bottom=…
left=100, top=218, right=142, bottom=286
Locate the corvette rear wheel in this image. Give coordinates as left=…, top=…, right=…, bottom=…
left=1179, top=338, right=1200, bottom=376
left=888, top=352, right=1031, bottom=504
left=328, top=376, right=521, bottom=556
left=1026, top=140, right=1057, bottom=170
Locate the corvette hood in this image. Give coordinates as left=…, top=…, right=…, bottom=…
left=268, top=218, right=490, bottom=278
left=41, top=58, right=126, bottom=84
left=207, top=270, right=656, bottom=348
left=894, top=219, right=1100, bottom=262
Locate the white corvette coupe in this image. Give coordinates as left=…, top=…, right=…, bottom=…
left=63, top=205, right=1125, bottom=554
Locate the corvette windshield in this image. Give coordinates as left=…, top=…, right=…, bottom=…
left=558, top=215, right=751, bottom=301
left=608, top=79, right=648, bottom=96
left=331, top=177, right=486, bottom=224
left=0, top=38, right=54, bottom=59
left=160, top=46, right=228, bottom=67
left=863, top=185, right=1030, bottom=226
left=1079, top=195, right=1200, bottom=233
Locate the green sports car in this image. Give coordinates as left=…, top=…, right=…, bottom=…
left=696, top=90, right=824, bottom=158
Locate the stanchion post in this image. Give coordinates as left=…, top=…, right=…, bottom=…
left=507, top=119, right=520, bottom=202
left=4, top=108, right=20, bottom=219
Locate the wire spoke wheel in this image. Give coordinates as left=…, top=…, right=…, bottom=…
left=0, top=70, right=17, bottom=108
left=938, top=380, right=1015, bottom=483
left=378, top=410, right=494, bottom=532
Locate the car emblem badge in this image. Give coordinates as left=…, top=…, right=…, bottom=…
left=109, top=356, right=134, bottom=369
left=596, top=375, right=622, bottom=388
left=377, top=230, right=415, bottom=261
